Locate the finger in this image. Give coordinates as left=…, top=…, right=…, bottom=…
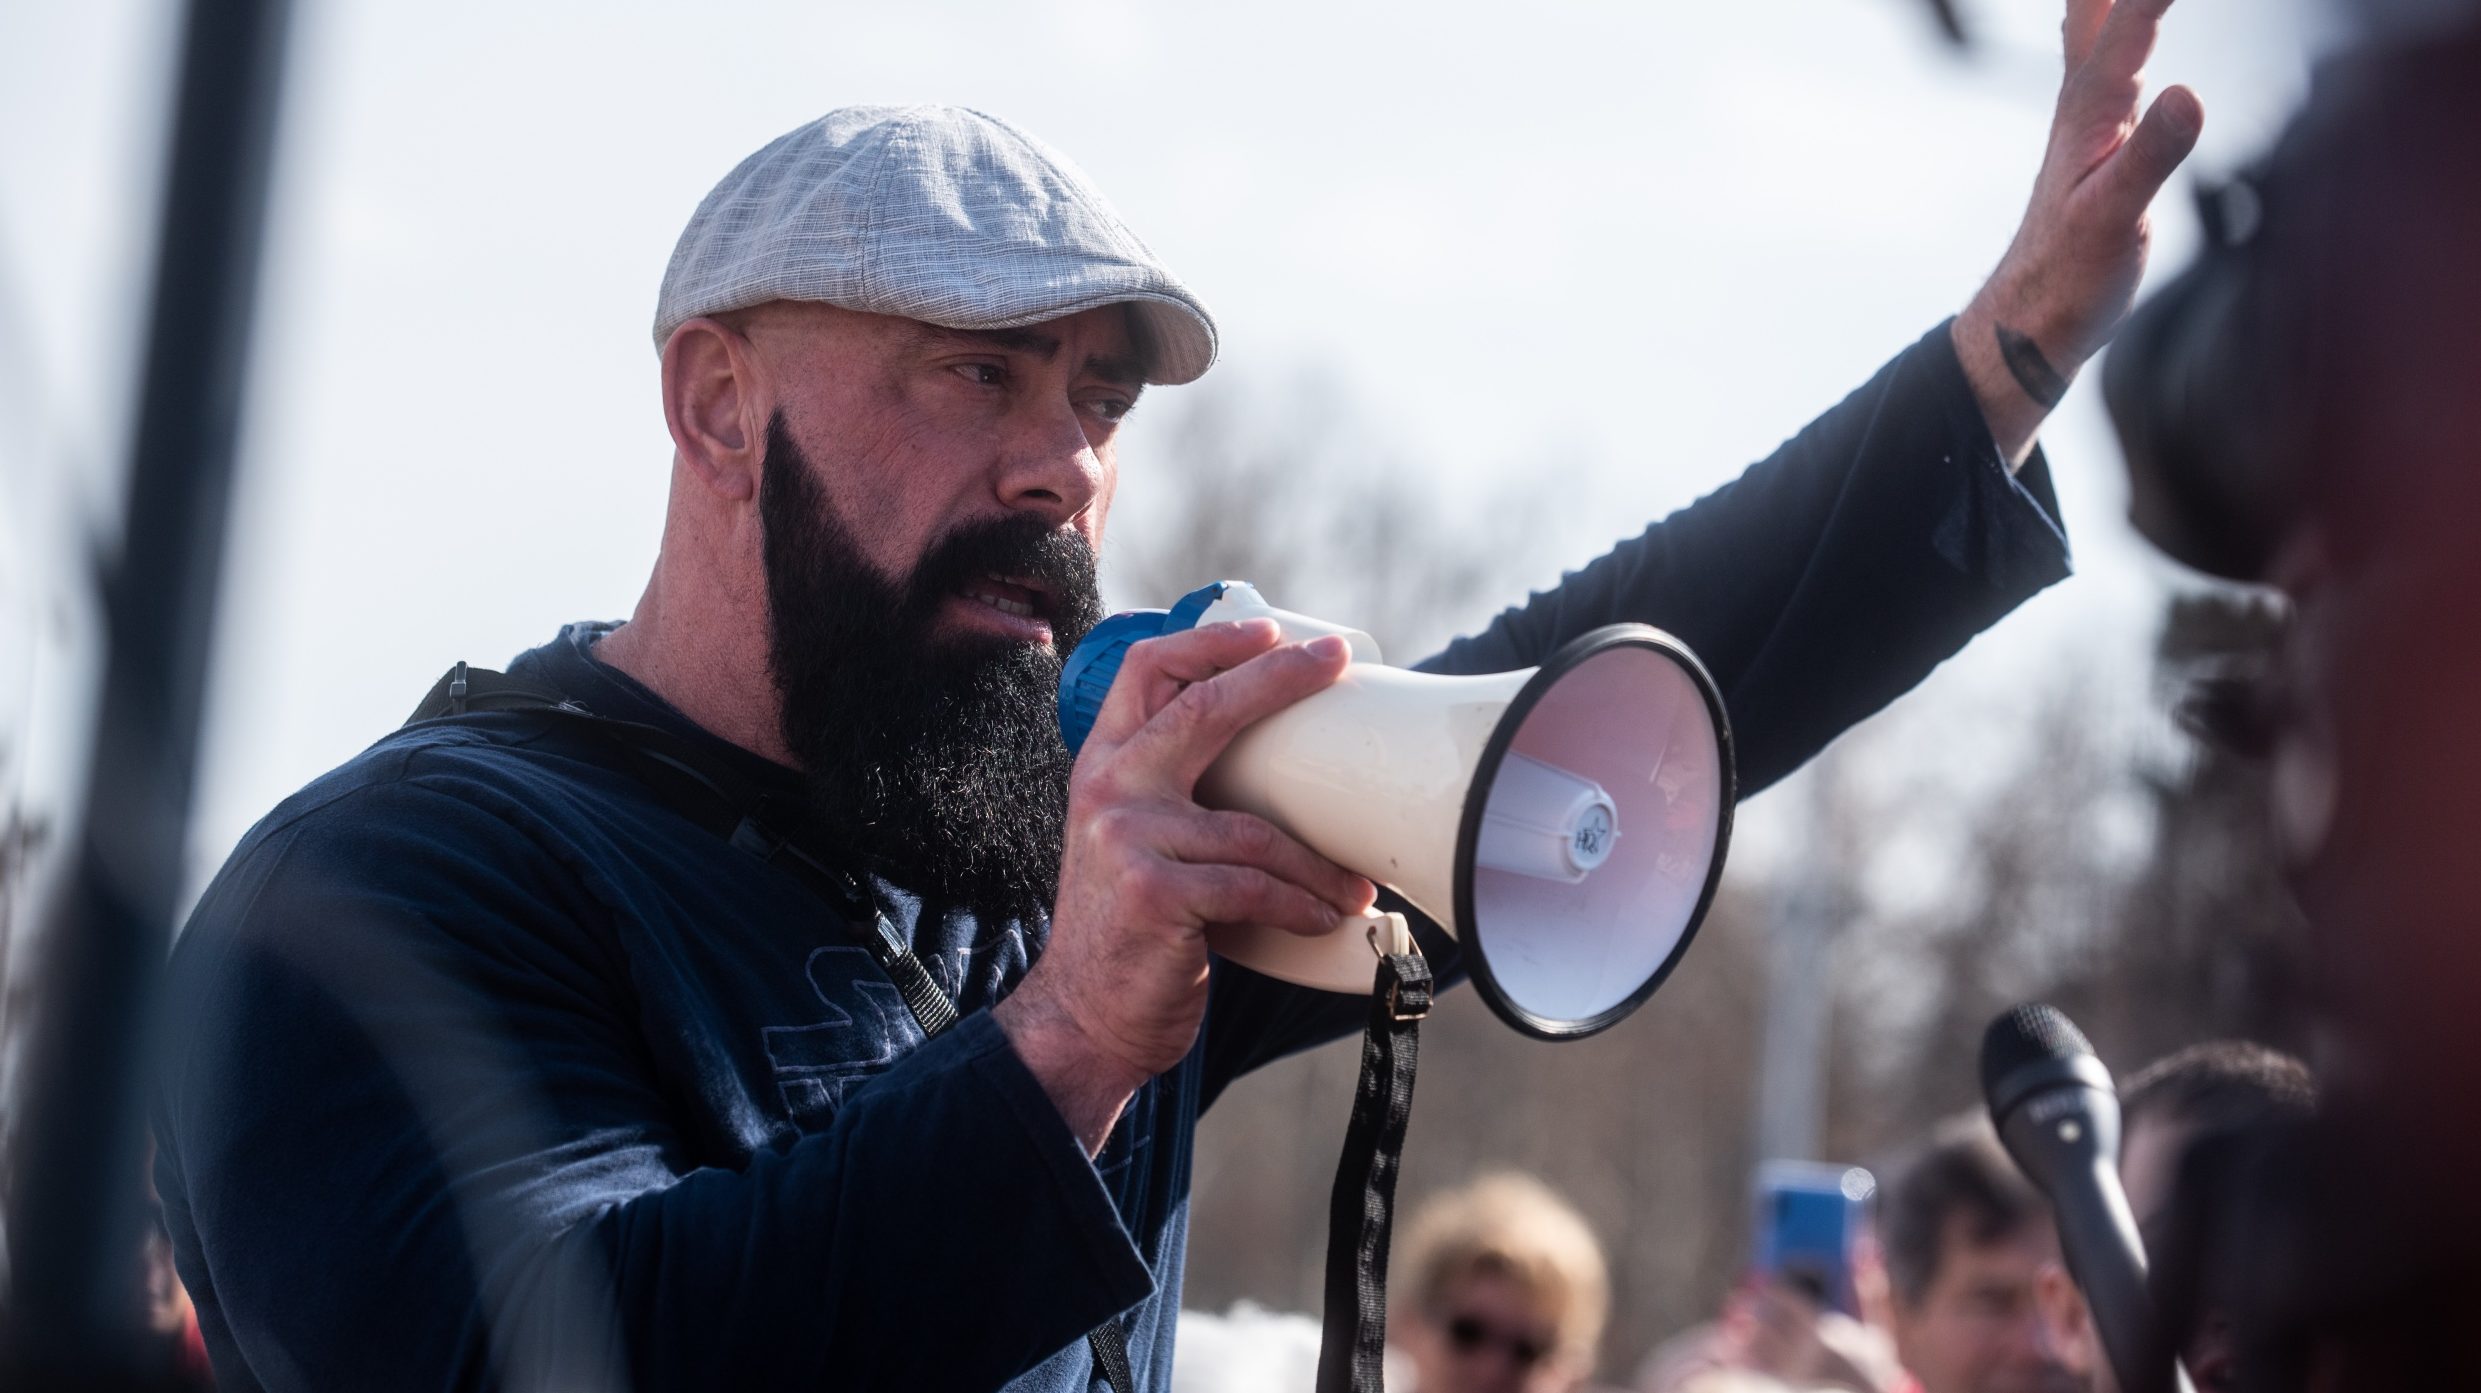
left=2081, top=0, right=2174, bottom=88
left=2095, top=84, right=2203, bottom=216
left=1083, top=619, right=1283, bottom=750
left=2057, top=0, right=2172, bottom=147
left=1161, top=809, right=1376, bottom=916
left=2063, top=0, right=2112, bottom=71
left=1166, top=862, right=1351, bottom=939
left=1118, top=635, right=1354, bottom=794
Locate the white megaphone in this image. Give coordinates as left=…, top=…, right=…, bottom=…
left=1059, top=581, right=1735, bottom=1039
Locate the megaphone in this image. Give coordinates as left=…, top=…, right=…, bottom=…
left=1059, top=581, right=1735, bottom=1039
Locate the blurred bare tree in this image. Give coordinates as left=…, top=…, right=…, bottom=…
left=2048, top=592, right=2310, bottom=1062
left=1104, top=370, right=1544, bottom=663
left=1821, top=589, right=2310, bottom=1171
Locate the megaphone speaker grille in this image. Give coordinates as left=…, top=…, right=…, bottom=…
left=1456, top=626, right=1735, bottom=1040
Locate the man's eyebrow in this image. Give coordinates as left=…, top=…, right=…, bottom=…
left=1083, top=354, right=1146, bottom=389
left=917, top=324, right=1061, bottom=359
left=913, top=323, right=1146, bottom=391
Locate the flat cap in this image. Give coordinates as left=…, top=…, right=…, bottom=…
left=654, top=105, right=1217, bottom=384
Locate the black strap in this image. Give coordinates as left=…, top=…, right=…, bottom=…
left=1314, top=935, right=1432, bottom=1393
left=408, top=663, right=1132, bottom=1389
left=408, top=664, right=962, bottom=1035
left=1086, top=1318, right=1135, bottom=1393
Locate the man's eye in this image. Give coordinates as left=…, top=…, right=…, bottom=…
left=954, top=363, right=1006, bottom=387
left=1086, top=396, right=1134, bottom=423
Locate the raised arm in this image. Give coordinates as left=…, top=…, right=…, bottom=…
left=1417, top=322, right=2069, bottom=798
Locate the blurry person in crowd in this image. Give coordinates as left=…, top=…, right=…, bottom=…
left=1878, top=1117, right=2085, bottom=1393
left=1636, top=1272, right=1902, bottom=1393
left=1391, top=1173, right=1611, bottom=1393
left=2031, top=1041, right=2313, bottom=1393
left=2115, top=1041, right=2313, bottom=1240
left=1640, top=1117, right=2084, bottom=1393
left=139, top=1146, right=214, bottom=1390
left=142, top=1204, right=214, bottom=1390
left=1636, top=1168, right=1902, bottom=1393
left=2106, top=11, right=2481, bottom=1386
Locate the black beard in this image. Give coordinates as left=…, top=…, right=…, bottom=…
left=758, top=412, right=1104, bottom=924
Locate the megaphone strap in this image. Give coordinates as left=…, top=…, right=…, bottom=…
left=1314, top=938, right=1431, bottom=1393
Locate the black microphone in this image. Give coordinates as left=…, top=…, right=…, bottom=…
left=1979, top=1004, right=2189, bottom=1393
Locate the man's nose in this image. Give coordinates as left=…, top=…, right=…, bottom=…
left=993, top=401, right=1104, bottom=525
left=2015, top=1310, right=2070, bottom=1372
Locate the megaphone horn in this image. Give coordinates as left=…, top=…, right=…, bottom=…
left=1059, top=581, right=1735, bottom=1040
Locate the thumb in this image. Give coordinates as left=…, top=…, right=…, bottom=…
left=2098, top=83, right=2204, bottom=215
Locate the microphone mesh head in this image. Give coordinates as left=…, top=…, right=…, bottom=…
left=1979, top=1002, right=2095, bottom=1102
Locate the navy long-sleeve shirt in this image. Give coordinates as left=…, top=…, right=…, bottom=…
left=153, top=321, right=2068, bottom=1391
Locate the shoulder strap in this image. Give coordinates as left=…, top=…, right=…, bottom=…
left=407, top=659, right=580, bottom=724
left=407, top=663, right=960, bottom=1032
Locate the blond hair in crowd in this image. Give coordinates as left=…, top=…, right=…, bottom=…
left=1395, top=1171, right=1612, bottom=1388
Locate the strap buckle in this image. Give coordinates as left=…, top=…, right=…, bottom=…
left=727, top=816, right=785, bottom=861
left=1387, top=981, right=1430, bottom=1023
left=446, top=660, right=470, bottom=716
left=1363, top=912, right=1430, bottom=1022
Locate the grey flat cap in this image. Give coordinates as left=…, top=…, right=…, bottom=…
left=654, top=105, right=1217, bottom=385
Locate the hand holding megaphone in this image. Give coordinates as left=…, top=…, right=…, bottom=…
left=993, top=615, right=1378, bottom=1152
left=1057, top=582, right=1736, bottom=1040
left=1024, top=582, right=1736, bottom=1393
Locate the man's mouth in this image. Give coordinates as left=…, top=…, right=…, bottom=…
left=959, top=573, right=1052, bottom=621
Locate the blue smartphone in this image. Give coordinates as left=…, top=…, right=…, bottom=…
left=1751, top=1160, right=1874, bottom=1317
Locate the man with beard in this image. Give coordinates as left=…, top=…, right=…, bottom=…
left=152, top=9, right=2204, bottom=1387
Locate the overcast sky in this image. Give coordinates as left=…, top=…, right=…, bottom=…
left=2, top=0, right=2332, bottom=902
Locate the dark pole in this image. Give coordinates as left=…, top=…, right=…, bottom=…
left=1, top=0, right=293, bottom=1380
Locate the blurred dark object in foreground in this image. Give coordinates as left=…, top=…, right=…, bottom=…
left=2106, top=15, right=2481, bottom=1391
left=1919, top=0, right=1968, bottom=48
left=0, top=0, right=292, bottom=1383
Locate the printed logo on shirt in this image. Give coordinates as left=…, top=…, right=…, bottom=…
left=762, top=946, right=927, bottom=1127
left=757, top=911, right=1040, bottom=1129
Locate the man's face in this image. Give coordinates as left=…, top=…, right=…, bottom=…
left=2117, top=1110, right=2246, bottom=1393
left=1891, top=1219, right=2081, bottom=1393
left=2118, top=1112, right=2190, bottom=1248
left=747, top=303, right=1136, bottom=922
left=753, top=301, right=1142, bottom=644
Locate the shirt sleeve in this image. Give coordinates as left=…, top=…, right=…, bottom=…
left=1414, top=317, right=2071, bottom=796
left=1198, top=320, right=2071, bottom=1093
left=152, top=767, right=1151, bottom=1392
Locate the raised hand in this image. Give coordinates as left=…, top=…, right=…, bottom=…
left=1955, top=0, right=2204, bottom=464
left=992, top=619, right=1376, bottom=1153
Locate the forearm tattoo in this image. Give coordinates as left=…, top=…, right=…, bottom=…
left=1995, top=323, right=2068, bottom=409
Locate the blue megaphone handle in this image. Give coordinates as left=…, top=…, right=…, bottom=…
left=1056, top=581, right=1241, bottom=754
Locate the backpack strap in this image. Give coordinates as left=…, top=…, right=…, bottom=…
left=404, top=663, right=901, bottom=961
left=407, top=660, right=582, bottom=724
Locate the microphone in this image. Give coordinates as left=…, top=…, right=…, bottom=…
left=1979, top=1004, right=2190, bottom=1393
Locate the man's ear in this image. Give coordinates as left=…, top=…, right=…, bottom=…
left=661, top=316, right=769, bottom=502
left=2034, top=1262, right=2104, bottom=1383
